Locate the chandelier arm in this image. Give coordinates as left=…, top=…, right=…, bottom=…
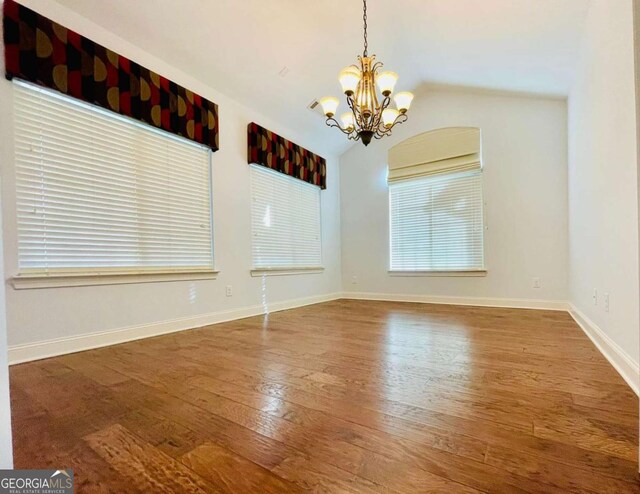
left=346, top=94, right=356, bottom=112
left=346, top=94, right=360, bottom=119
left=380, top=113, right=409, bottom=135
left=374, top=111, right=407, bottom=139
left=325, top=116, right=354, bottom=136
left=371, top=95, right=390, bottom=130
left=375, top=124, right=393, bottom=137
left=392, top=113, right=409, bottom=127
left=372, top=112, right=382, bottom=132
left=347, top=95, right=366, bottom=130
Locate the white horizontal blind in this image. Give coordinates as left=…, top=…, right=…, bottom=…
left=14, top=80, right=214, bottom=275
left=389, top=170, right=484, bottom=271
left=250, top=165, right=321, bottom=269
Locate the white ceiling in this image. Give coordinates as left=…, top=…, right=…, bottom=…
left=52, top=0, right=590, bottom=155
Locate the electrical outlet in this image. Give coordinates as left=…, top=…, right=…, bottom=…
left=351, top=276, right=358, bottom=285
left=604, top=293, right=609, bottom=312
left=593, top=288, right=597, bottom=306
left=532, top=277, right=540, bottom=289
left=225, top=285, right=233, bottom=297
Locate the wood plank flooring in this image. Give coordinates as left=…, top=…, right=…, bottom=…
left=10, top=299, right=640, bottom=493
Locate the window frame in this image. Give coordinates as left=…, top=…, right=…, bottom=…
left=387, top=169, right=487, bottom=277
left=11, top=80, right=218, bottom=289
left=249, top=164, right=323, bottom=276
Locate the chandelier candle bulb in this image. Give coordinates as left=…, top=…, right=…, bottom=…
left=339, top=67, right=361, bottom=95
left=319, top=96, right=339, bottom=117
left=322, top=0, right=413, bottom=145
left=394, top=91, right=414, bottom=113
left=340, top=112, right=355, bottom=131
left=382, top=108, right=400, bottom=128
left=376, top=71, right=398, bottom=96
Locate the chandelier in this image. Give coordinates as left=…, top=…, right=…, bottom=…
left=320, top=0, right=414, bottom=146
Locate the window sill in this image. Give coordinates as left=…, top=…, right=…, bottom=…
left=12, top=270, right=219, bottom=290
left=388, top=269, right=487, bottom=277
left=251, top=267, right=324, bottom=277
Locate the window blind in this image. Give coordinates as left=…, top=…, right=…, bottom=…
left=14, top=80, right=214, bottom=275
left=250, top=165, right=321, bottom=269
left=389, top=169, right=484, bottom=271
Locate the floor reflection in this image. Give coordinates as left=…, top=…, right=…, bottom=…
left=380, top=310, right=473, bottom=407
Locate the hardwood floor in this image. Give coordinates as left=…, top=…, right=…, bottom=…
left=10, top=299, right=640, bottom=493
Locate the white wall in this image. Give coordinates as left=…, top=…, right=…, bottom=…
left=0, top=0, right=342, bottom=355
left=339, top=89, right=568, bottom=306
left=0, top=185, right=13, bottom=468
left=568, top=0, right=639, bottom=370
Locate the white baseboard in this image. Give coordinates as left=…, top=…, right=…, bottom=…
left=8, top=292, right=342, bottom=365
left=569, top=304, right=639, bottom=395
left=340, top=291, right=570, bottom=311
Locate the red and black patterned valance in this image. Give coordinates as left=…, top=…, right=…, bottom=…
left=248, top=122, right=326, bottom=189
left=3, top=0, right=219, bottom=151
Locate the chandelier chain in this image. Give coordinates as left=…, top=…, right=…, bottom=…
left=362, top=0, right=368, bottom=57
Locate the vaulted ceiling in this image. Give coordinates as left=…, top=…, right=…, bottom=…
left=50, top=0, right=590, bottom=155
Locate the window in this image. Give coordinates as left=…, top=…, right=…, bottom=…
left=389, top=169, right=484, bottom=271
left=250, top=165, right=321, bottom=270
left=14, top=81, right=214, bottom=277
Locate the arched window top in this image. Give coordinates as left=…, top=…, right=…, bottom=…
left=388, top=127, right=481, bottom=183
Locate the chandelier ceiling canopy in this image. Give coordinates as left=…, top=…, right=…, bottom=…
left=320, top=0, right=414, bottom=146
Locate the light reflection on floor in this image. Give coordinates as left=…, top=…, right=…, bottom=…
left=381, top=311, right=472, bottom=407
left=261, top=273, right=269, bottom=316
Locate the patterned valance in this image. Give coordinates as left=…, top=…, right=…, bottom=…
left=248, top=123, right=326, bottom=189
left=3, top=0, right=219, bottom=151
